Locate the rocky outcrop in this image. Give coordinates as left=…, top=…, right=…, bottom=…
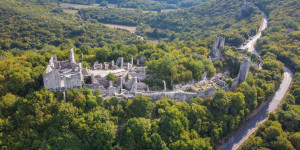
left=237, top=3, right=254, bottom=19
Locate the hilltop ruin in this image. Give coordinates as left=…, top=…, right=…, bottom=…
left=43, top=40, right=250, bottom=101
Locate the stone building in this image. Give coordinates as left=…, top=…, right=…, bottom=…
left=43, top=48, right=247, bottom=102
left=43, top=48, right=84, bottom=92
left=43, top=48, right=148, bottom=97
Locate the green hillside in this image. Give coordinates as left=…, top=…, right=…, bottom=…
left=0, top=0, right=299, bottom=149
left=240, top=0, right=300, bottom=149
left=78, top=0, right=262, bottom=46
left=0, top=0, right=136, bottom=50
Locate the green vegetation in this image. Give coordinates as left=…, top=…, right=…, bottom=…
left=0, top=0, right=299, bottom=149
left=106, top=72, right=117, bottom=81
left=0, top=45, right=284, bottom=149
left=251, top=0, right=300, bottom=72
left=78, top=0, right=262, bottom=45
left=240, top=73, right=300, bottom=150
left=0, top=0, right=136, bottom=50
left=240, top=1, right=300, bottom=149
left=59, top=0, right=208, bottom=10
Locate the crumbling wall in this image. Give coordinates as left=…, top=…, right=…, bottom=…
left=43, top=66, right=61, bottom=91
left=62, top=73, right=82, bottom=89
left=140, top=87, right=217, bottom=102
left=212, top=36, right=225, bottom=58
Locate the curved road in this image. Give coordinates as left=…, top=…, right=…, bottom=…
left=219, top=13, right=293, bottom=150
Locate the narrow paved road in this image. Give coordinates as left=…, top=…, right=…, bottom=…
left=219, top=13, right=294, bottom=150
left=238, top=13, right=268, bottom=54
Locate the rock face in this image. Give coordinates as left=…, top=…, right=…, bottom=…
left=237, top=3, right=254, bottom=19
left=201, top=71, right=207, bottom=80
left=238, top=59, right=251, bottom=83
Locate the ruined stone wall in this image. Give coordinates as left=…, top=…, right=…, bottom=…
left=140, top=87, right=217, bottom=102
left=43, top=67, right=61, bottom=91
left=59, top=61, right=71, bottom=69
left=62, top=73, right=82, bottom=89
left=212, top=36, right=226, bottom=58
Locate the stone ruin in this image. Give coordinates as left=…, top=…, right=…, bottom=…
left=231, top=58, right=251, bottom=89
left=211, top=36, right=225, bottom=61
left=43, top=48, right=83, bottom=92
left=43, top=48, right=251, bottom=102
left=43, top=48, right=148, bottom=98
left=238, top=58, right=251, bottom=83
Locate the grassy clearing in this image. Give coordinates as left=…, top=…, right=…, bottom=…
left=63, top=9, right=78, bottom=15
left=60, top=3, right=99, bottom=9
left=102, top=23, right=137, bottom=33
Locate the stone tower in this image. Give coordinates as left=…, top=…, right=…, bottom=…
left=69, top=48, right=76, bottom=67
left=212, top=36, right=225, bottom=58
left=238, top=59, right=250, bottom=83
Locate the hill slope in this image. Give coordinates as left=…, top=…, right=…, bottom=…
left=0, top=0, right=136, bottom=50
left=78, top=0, right=263, bottom=45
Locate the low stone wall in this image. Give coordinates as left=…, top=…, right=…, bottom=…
left=139, top=87, right=217, bottom=102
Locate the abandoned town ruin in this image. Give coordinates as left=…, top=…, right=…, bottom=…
left=44, top=36, right=250, bottom=101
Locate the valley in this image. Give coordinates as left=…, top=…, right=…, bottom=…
left=0, top=0, right=299, bottom=149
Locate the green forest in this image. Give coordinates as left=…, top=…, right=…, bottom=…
left=240, top=0, right=300, bottom=149
left=78, top=0, right=262, bottom=45
left=0, top=0, right=299, bottom=149
left=240, top=73, right=300, bottom=150
left=57, top=0, right=207, bottom=10
left=0, top=0, right=137, bottom=50
left=0, top=47, right=285, bottom=149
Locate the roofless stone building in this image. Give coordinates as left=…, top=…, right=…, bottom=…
left=43, top=48, right=148, bottom=97
left=43, top=48, right=83, bottom=92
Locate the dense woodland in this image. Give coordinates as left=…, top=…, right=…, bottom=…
left=78, top=0, right=262, bottom=45
left=0, top=46, right=284, bottom=149
left=252, top=0, right=300, bottom=72
left=240, top=73, right=300, bottom=150
left=57, top=0, right=207, bottom=10
left=0, top=0, right=137, bottom=50
left=239, top=0, right=300, bottom=149
left=0, top=0, right=299, bottom=149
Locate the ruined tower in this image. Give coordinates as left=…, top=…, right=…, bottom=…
left=238, top=59, right=250, bottom=83
left=212, top=36, right=225, bottom=58
left=69, top=48, right=76, bottom=67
